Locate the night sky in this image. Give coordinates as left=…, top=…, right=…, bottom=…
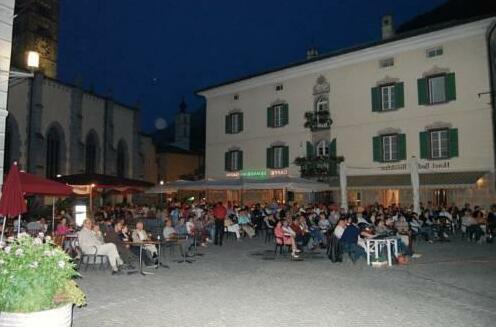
left=58, top=0, right=446, bottom=132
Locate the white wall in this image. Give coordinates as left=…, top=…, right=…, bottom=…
left=203, top=18, right=495, bottom=180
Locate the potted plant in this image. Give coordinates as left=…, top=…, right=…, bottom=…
left=0, top=234, right=86, bottom=327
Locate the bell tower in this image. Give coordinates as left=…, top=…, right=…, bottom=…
left=174, top=98, right=191, bottom=150
left=11, top=0, right=59, bottom=78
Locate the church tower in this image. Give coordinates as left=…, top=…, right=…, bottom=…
left=11, top=0, right=59, bottom=78
left=174, top=98, right=190, bottom=150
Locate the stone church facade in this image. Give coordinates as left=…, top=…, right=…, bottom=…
left=5, top=73, right=144, bottom=180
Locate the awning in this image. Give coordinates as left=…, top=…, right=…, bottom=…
left=146, top=177, right=331, bottom=193
left=327, top=171, right=487, bottom=189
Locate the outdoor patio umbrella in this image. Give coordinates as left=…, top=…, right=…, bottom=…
left=0, top=163, right=27, bottom=240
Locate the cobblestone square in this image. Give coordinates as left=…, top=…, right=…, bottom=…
left=73, top=237, right=496, bottom=327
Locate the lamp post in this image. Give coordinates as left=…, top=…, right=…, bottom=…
left=25, top=51, right=40, bottom=174
left=89, top=183, right=95, bottom=215
left=159, top=180, right=164, bottom=207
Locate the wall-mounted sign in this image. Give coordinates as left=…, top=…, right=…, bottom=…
left=225, top=169, right=289, bottom=179
left=270, top=169, right=289, bottom=177
left=380, top=161, right=451, bottom=171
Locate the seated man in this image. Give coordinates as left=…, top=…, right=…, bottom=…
left=104, top=221, right=137, bottom=267
left=162, top=219, right=189, bottom=257
left=461, top=211, right=484, bottom=242
left=78, top=219, right=124, bottom=275
left=339, top=218, right=366, bottom=263
left=132, top=221, right=158, bottom=265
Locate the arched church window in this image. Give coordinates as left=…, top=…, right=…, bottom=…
left=117, top=140, right=127, bottom=178
left=85, top=132, right=98, bottom=174
left=46, top=127, right=61, bottom=178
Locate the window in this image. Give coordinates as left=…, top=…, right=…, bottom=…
left=275, top=84, right=284, bottom=91
left=430, top=129, right=449, bottom=159
left=426, top=46, right=443, bottom=58
left=117, top=140, right=127, bottom=178
left=382, top=134, right=398, bottom=162
left=231, top=113, right=241, bottom=133
left=46, top=127, right=61, bottom=178
left=381, top=84, right=396, bottom=110
left=226, top=112, right=243, bottom=134
left=428, top=75, right=446, bottom=104
left=316, top=140, right=329, bottom=156
left=273, top=146, right=285, bottom=168
left=225, top=150, right=242, bottom=171
left=234, top=94, right=239, bottom=100
left=379, top=58, right=394, bottom=68
left=315, top=97, right=329, bottom=127
left=273, top=104, right=284, bottom=127
left=85, top=133, right=98, bottom=174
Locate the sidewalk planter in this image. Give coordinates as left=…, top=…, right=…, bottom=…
left=0, top=234, right=85, bottom=327
left=0, top=303, right=73, bottom=327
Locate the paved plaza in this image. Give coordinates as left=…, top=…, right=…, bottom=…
left=73, top=237, right=496, bottom=327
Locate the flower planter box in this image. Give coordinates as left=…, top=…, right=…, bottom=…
left=0, top=303, right=73, bottom=327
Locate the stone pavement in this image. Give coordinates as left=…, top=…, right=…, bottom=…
left=73, top=237, right=496, bottom=327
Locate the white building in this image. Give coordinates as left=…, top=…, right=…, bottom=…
left=0, top=0, right=15, bottom=186
left=199, top=16, right=496, bottom=207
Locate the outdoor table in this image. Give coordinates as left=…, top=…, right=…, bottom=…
left=366, top=237, right=399, bottom=267
left=125, top=239, right=170, bottom=275
left=170, top=236, right=194, bottom=264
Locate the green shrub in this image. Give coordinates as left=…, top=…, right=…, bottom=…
left=0, top=234, right=86, bottom=313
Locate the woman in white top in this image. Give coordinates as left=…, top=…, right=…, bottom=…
left=132, top=221, right=158, bottom=260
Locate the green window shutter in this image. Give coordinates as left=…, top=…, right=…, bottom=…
left=267, top=107, right=274, bottom=127
left=398, top=133, right=406, bottom=160
left=225, top=115, right=232, bottom=134
left=306, top=141, right=314, bottom=157
left=373, top=136, right=382, bottom=162
left=225, top=152, right=231, bottom=171
left=238, top=113, right=244, bottom=132
left=282, top=146, right=289, bottom=168
left=449, top=128, right=459, bottom=158
left=395, top=82, right=404, bottom=109
left=445, top=73, right=456, bottom=101
left=329, top=138, right=337, bottom=176
left=371, top=86, right=381, bottom=112
left=266, top=147, right=274, bottom=168
left=238, top=151, right=243, bottom=170
left=419, top=131, right=429, bottom=159
left=282, top=103, right=289, bottom=126
left=417, top=78, right=428, bottom=105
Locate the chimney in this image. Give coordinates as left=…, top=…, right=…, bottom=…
left=381, top=15, right=395, bottom=39
left=306, top=47, right=319, bottom=60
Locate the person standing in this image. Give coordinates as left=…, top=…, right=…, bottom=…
left=213, top=202, right=227, bottom=246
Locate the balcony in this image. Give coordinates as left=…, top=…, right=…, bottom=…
left=304, top=110, right=332, bottom=131
left=294, top=155, right=339, bottom=178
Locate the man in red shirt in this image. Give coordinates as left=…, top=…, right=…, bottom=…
left=213, top=202, right=227, bottom=246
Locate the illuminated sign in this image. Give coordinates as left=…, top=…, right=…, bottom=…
left=225, top=169, right=288, bottom=179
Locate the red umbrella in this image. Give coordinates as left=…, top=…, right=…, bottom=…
left=19, top=172, right=72, bottom=196
left=0, top=163, right=27, bottom=238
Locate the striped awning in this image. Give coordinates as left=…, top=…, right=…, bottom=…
left=328, top=171, right=487, bottom=189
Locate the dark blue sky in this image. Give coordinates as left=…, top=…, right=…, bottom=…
left=58, top=0, right=446, bottom=132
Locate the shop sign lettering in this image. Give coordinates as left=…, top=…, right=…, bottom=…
left=380, top=161, right=450, bottom=171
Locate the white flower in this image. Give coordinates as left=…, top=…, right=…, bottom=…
left=28, top=261, right=38, bottom=269
left=45, top=236, right=51, bottom=241
left=43, top=250, right=52, bottom=257
left=0, top=259, right=4, bottom=265
left=1, top=269, right=7, bottom=275
left=58, top=260, right=65, bottom=268
left=15, top=248, right=23, bottom=256
left=4, top=246, right=11, bottom=254
left=33, top=237, right=43, bottom=245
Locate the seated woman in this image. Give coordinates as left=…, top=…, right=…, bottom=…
left=55, top=217, right=72, bottom=236
left=132, top=221, right=158, bottom=264
left=274, top=220, right=299, bottom=258
left=224, top=215, right=241, bottom=240
left=237, top=207, right=255, bottom=238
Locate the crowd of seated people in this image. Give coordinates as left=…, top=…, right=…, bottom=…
left=5, top=199, right=494, bottom=274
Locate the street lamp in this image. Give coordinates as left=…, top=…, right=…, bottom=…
left=159, top=180, right=164, bottom=207
left=27, top=51, right=39, bottom=71
left=89, top=183, right=96, bottom=215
